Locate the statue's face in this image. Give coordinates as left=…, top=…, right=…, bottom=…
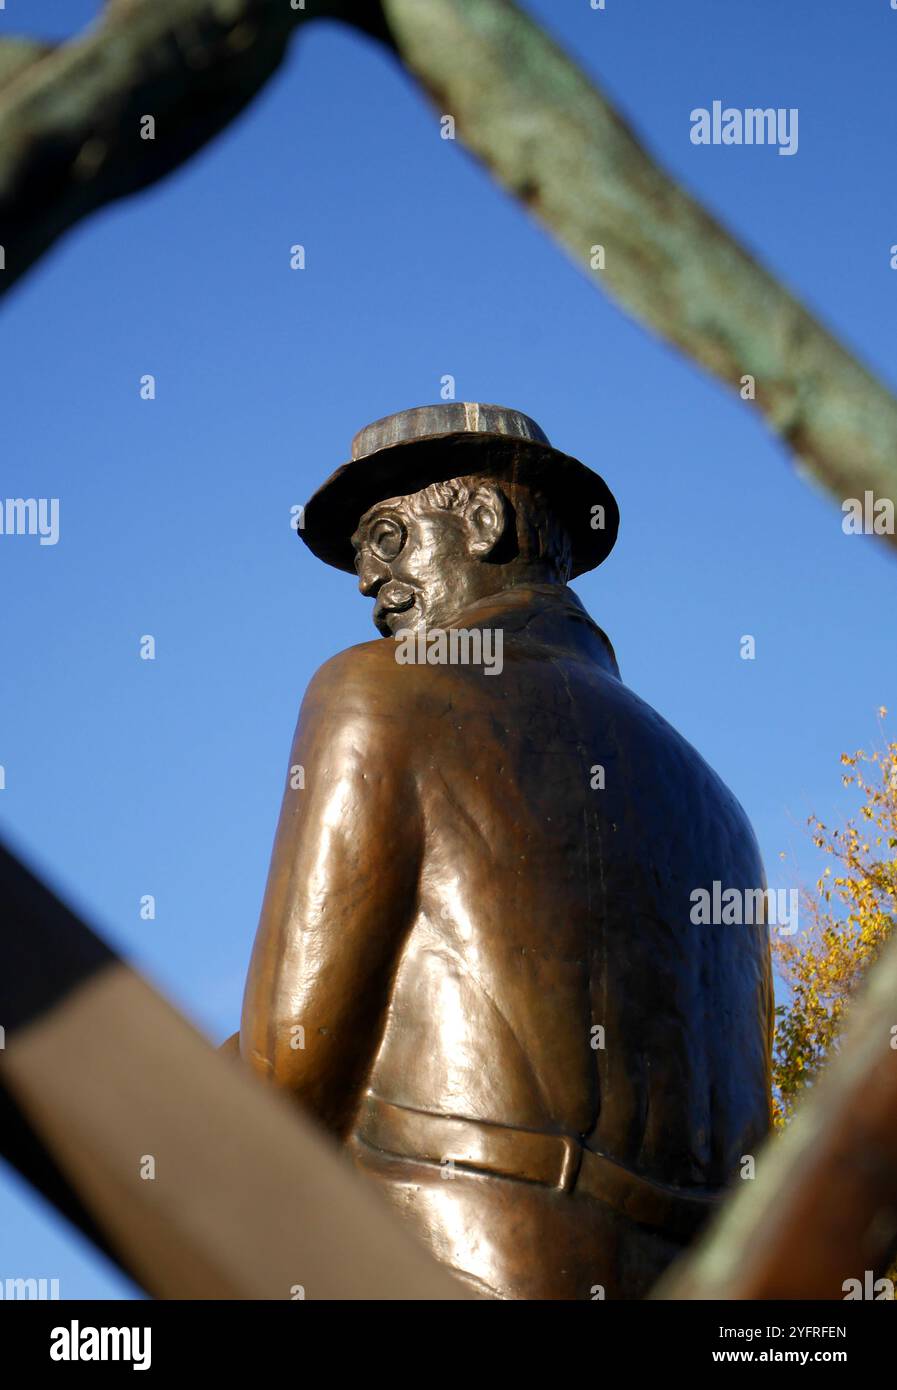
left=352, top=493, right=483, bottom=637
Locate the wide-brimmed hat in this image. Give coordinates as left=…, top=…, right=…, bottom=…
left=299, top=403, right=619, bottom=578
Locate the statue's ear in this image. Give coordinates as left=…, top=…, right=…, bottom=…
left=463, top=483, right=509, bottom=558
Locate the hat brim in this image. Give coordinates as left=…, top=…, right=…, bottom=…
left=299, top=433, right=619, bottom=579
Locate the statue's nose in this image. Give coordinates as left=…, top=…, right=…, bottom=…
left=357, top=553, right=389, bottom=597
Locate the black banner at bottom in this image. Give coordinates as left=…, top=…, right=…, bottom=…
left=0, top=1297, right=888, bottom=1375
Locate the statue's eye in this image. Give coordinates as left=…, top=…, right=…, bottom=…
left=369, top=517, right=405, bottom=562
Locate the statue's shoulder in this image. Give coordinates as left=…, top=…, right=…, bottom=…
left=304, top=635, right=435, bottom=722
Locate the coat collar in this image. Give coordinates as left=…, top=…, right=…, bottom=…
left=443, top=583, right=620, bottom=679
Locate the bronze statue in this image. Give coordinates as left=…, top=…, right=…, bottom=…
left=234, top=403, right=773, bottom=1299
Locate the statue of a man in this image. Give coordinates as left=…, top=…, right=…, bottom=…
left=235, top=403, right=773, bottom=1299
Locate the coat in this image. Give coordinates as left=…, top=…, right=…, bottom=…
left=239, top=581, right=773, bottom=1298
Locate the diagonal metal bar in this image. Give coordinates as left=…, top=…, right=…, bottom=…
left=0, top=841, right=467, bottom=1300
left=381, top=0, right=897, bottom=547
left=0, top=37, right=54, bottom=88
left=0, top=0, right=386, bottom=299
left=1, top=0, right=894, bottom=531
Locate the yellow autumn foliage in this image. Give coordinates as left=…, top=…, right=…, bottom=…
left=772, top=714, right=897, bottom=1127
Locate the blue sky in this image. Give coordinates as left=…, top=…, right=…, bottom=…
left=1, top=1, right=895, bottom=1297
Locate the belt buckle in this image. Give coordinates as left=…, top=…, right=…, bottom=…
left=557, top=1134, right=583, bottom=1193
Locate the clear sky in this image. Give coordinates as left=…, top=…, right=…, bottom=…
left=1, top=0, right=895, bottom=1297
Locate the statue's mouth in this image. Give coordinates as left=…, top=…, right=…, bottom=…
left=374, top=589, right=416, bottom=635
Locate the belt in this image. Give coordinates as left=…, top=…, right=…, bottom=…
left=358, top=1093, right=722, bottom=1242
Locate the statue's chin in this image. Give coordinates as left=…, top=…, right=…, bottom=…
left=377, top=605, right=420, bottom=638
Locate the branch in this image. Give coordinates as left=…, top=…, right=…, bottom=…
left=382, top=0, right=897, bottom=544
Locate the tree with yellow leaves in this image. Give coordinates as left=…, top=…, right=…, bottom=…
left=772, top=711, right=897, bottom=1127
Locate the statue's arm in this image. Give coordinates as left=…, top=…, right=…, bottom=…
left=238, top=654, right=423, bottom=1137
